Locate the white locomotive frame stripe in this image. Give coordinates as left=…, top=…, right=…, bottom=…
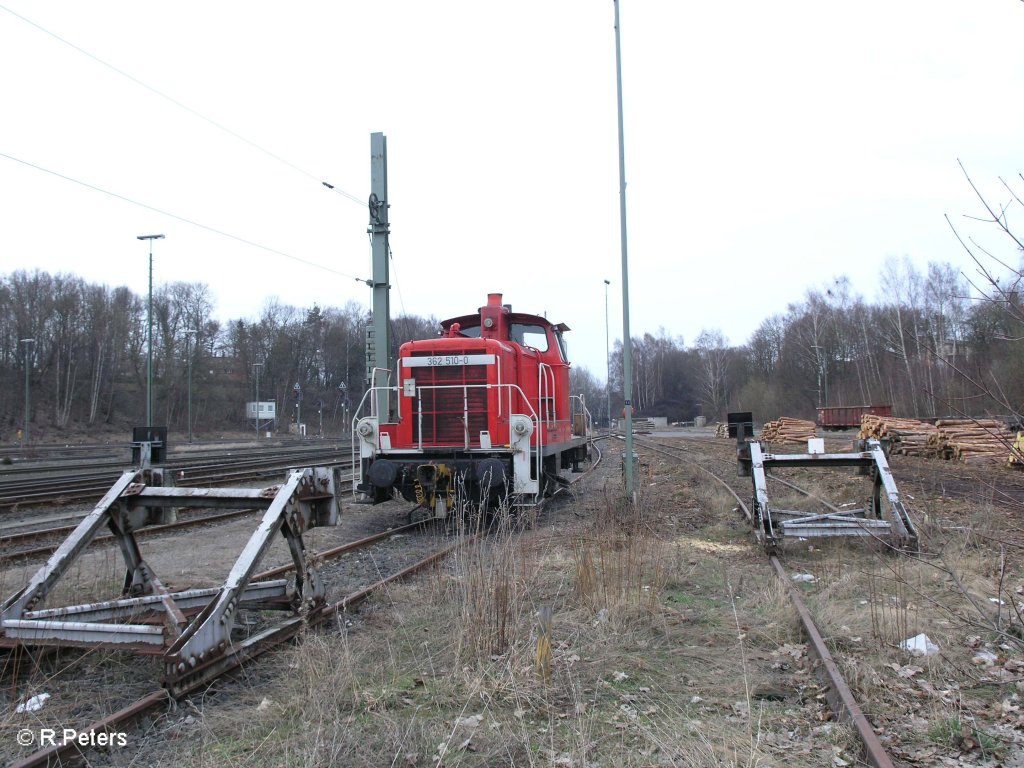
left=403, top=354, right=496, bottom=367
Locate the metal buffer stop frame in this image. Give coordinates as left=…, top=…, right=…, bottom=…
left=731, top=413, right=918, bottom=553
left=0, top=461, right=341, bottom=695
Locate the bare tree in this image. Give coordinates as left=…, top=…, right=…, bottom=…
left=879, top=256, right=925, bottom=415
left=695, top=329, right=730, bottom=420
left=944, top=163, right=1024, bottom=421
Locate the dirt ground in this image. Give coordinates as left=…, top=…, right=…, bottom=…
left=2, top=430, right=1024, bottom=767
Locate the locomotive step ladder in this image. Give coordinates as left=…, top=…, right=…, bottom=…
left=737, top=437, right=918, bottom=554
left=1, top=463, right=340, bottom=694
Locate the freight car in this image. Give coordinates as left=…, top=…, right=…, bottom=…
left=816, top=404, right=893, bottom=430
left=352, top=293, right=592, bottom=519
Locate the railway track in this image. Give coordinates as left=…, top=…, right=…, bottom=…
left=6, top=434, right=1021, bottom=765
left=0, top=507, right=263, bottom=562
left=4, top=445, right=602, bottom=766
left=631, top=435, right=897, bottom=767
left=0, top=444, right=354, bottom=509
left=6, top=518, right=459, bottom=767
left=0, top=470, right=361, bottom=563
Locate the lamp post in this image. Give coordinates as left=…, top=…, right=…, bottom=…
left=604, top=279, right=611, bottom=432
left=613, top=0, right=635, bottom=499
left=253, top=363, right=263, bottom=440
left=137, top=234, right=164, bottom=427
left=184, top=329, right=196, bottom=443
left=20, top=338, right=34, bottom=447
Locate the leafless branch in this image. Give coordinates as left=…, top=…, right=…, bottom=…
left=1002, top=175, right=1024, bottom=209
left=958, top=158, right=1024, bottom=252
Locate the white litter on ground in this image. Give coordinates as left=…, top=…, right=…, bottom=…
left=901, top=633, right=939, bottom=656
left=16, top=693, right=50, bottom=713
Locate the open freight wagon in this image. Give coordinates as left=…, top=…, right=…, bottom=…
left=816, top=404, right=892, bottom=430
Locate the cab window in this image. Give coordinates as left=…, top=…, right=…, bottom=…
left=554, top=331, right=568, bottom=362
left=511, top=323, right=548, bottom=352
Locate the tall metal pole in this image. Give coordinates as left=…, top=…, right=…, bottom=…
left=368, top=132, right=391, bottom=423
left=185, top=329, right=196, bottom=443
left=604, top=280, right=612, bottom=431
left=137, top=234, right=164, bottom=427
left=20, top=338, right=34, bottom=448
left=253, top=363, right=263, bottom=440
left=614, top=0, right=635, bottom=499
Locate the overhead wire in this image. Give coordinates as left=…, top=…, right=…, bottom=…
left=1, top=5, right=408, bottom=308
left=0, top=3, right=367, bottom=207
left=0, top=151, right=369, bottom=283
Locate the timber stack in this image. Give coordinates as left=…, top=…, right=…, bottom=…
left=762, top=417, right=817, bottom=444
left=714, top=422, right=729, bottom=439
left=927, top=419, right=1017, bottom=465
left=858, top=414, right=937, bottom=456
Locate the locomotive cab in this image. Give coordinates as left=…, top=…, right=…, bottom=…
left=352, top=293, right=591, bottom=519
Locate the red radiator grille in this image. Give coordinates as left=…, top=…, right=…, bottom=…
left=412, top=361, right=489, bottom=446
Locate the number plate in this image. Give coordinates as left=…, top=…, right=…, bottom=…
left=403, top=354, right=495, bottom=368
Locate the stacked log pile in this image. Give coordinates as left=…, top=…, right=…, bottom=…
left=927, top=419, right=1017, bottom=465
left=860, top=414, right=1018, bottom=465
left=714, top=423, right=729, bottom=439
left=858, top=414, right=937, bottom=456
left=761, top=417, right=817, bottom=444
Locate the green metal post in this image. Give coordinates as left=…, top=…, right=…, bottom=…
left=254, top=363, right=263, bottom=439
left=138, top=234, right=164, bottom=427
left=604, top=279, right=611, bottom=431
left=614, top=0, right=635, bottom=499
left=185, top=329, right=196, bottom=443
left=148, top=248, right=152, bottom=426
left=368, top=132, right=391, bottom=423
left=21, top=338, right=34, bottom=447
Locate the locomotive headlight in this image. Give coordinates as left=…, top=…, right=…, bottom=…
left=357, top=421, right=375, bottom=437
left=510, top=415, right=532, bottom=446
left=484, top=318, right=494, bottom=328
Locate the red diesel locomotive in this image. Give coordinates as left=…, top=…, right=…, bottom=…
left=352, top=293, right=592, bottom=518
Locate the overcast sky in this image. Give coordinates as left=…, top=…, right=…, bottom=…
left=2, top=1, right=1022, bottom=378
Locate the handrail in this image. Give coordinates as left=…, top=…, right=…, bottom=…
left=538, top=363, right=557, bottom=428
left=355, top=382, right=544, bottom=447
left=370, top=367, right=392, bottom=419
left=570, top=393, right=594, bottom=440
left=353, top=380, right=579, bottom=497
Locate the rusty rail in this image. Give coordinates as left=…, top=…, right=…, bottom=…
left=9, top=531, right=469, bottom=767
left=9, top=444, right=602, bottom=766
left=632, top=436, right=897, bottom=768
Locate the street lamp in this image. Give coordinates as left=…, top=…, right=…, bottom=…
left=604, top=279, right=611, bottom=432
left=137, top=234, right=165, bottom=427
left=184, top=329, right=196, bottom=443
left=20, top=338, right=34, bottom=447
left=253, top=363, right=263, bottom=440
left=613, top=0, right=636, bottom=499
